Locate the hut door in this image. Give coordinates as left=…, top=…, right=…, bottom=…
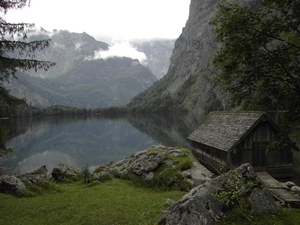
left=251, top=142, right=267, bottom=168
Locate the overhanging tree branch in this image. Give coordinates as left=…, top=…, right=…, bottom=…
left=211, top=0, right=300, bottom=123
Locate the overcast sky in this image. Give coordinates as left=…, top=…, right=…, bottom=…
left=3, top=0, right=191, bottom=42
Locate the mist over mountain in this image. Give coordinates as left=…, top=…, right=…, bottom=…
left=132, top=40, right=175, bottom=79
left=128, top=0, right=228, bottom=113
left=6, top=30, right=175, bottom=108
left=5, top=0, right=230, bottom=112
left=27, top=30, right=109, bottom=78
left=26, top=29, right=174, bottom=80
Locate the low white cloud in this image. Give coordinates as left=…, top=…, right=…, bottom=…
left=87, top=41, right=147, bottom=65
left=27, top=27, right=53, bottom=38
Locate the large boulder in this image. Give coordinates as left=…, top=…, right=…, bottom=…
left=158, top=164, right=278, bottom=225
left=93, top=146, right=213, bottom=190
left=19, top=165, right=48, bottom=184
left=51, top=164, right=79, bottom=182
left=131, top=151, right=164, bottom=176
left=0, top=175, right=26, bottom=195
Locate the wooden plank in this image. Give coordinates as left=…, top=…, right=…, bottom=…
left=257, top=171, right=282, bottom=189
left=269, top=188, right=300, bottom=203
left=257, top=171, right=300, bottom=206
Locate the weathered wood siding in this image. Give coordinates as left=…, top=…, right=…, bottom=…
left=192, top=142, right=226, bottom=164
left=230, top=120, right=278, bottom=168
left=189, top=112, right=293, bottom=178
left=192, top=119, right=293, bottom=177
left=229, top=120, right=293, bottom=177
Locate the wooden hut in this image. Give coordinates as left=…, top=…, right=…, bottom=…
left=188, top=111, right=293, bottom=178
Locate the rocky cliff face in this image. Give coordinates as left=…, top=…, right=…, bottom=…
left=133, top=40, right=175, bottom=79
left=128, top=0, right=229, bottom=113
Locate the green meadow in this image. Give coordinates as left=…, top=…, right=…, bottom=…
left=0, top=180, right=185, bottom=225
left=1, top=178, right=300, bottom=225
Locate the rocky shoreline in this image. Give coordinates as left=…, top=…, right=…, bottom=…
left=0, top=146, right=214, bottom=196
left=1, top=146, right=299, bottom=224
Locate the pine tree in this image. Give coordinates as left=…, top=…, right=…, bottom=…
left=0, top=0, right=55, bottom=153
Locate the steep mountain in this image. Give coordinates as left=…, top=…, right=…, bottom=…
left=132, top=39, right=175, bottom=79
left=27, top=30, right=109, bottom=78
left=128, top=0, right=228, bottom=113
left=6, top=57, right=156, bottom=108
left=27, top=30, right=175, bottom=80
left=6, top=30, right=158, bottom=108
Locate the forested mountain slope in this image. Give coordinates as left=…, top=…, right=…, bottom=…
left=128, top=0, right=228, bottom=113
left=5, top=31, right=158, bottom=108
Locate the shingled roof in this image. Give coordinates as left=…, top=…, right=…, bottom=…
left=188, top=111, right=277, bottom=152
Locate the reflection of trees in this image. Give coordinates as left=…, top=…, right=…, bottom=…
left=1, top=118, right=30, bottom=142
left=127, top=112, right=207, bottom=148
left=1, top=115, right=160, bottom=174
left=1, top=113, right=208, bottom=175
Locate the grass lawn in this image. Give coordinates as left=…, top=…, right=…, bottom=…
left=0, top=180, right=185, bottom=225
left=1, top=179, right=300, bottom=225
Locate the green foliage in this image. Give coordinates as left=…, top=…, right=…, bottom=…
left=120, top=148, right=194, bottom=191
left=0, top=104, right=129, bottom=118
left=8, top=181, right=60, bottom=198
left=177, top=157, right=193, bottom=171
left=215, top=171, right=259, bottom=211
left=146, top=148, right=194, bottom=191
left=22, top=181, right=60, bottom=197
left=150, top=163, right=192, bottom=191
left=214, top=170, right=262, bottom=223
left=80, top=164, right=92, bottom=183
left=216, top=172, right=246, bottom=209
left=0, top=124, right=13, bottom=155
left=211, top=0, right=300, bottom=123
left=166, top=150, right=194, bottom=171
left=1, top=179, right=298, bottom=225
left=0, top=0, right=55, bottom=86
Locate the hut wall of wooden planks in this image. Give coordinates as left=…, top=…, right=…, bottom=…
left=188, top=111, right=293, bottom=178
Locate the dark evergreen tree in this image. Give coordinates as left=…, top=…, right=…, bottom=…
left=0, top=0, right=55, bottom=153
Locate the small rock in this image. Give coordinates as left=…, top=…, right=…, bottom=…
left=165, top=198, right=176, bottom=207
left=165, top=160, right=174, bottom=166
left=291, top=185, right=300, bottom=193
left=94, top=171, right=112, bottom=182
left=169, top=149, right=185, bottom=157
left=144, top=172, right=154, bottom=181
left=283, top=181, right=295, bottom=188
left=190, top=162, right=214, bottom=179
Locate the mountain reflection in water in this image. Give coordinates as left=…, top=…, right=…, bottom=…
left=0, top=112, right=206, bottom=175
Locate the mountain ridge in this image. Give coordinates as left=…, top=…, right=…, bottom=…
left=5, top=30, right=176, bottom=108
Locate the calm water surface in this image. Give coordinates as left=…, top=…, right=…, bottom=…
left=0, top=113, right=205, bottom=175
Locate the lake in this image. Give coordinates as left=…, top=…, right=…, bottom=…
left=0, top=112, right=206, bottom=175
